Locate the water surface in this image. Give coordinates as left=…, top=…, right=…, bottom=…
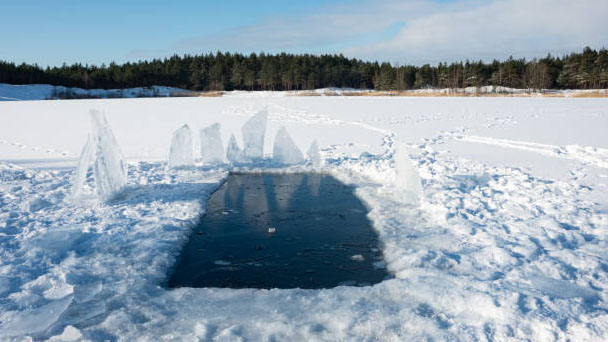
left=168, top=173, right=389, bottom=289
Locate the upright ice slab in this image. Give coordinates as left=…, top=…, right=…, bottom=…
left=68, top=109, right=127, bottom=201
left=226, top=134, right=243, bottom=164
left=73, top=111, right=126, bottom=200
left=307, top=140, right=321, bottom=167
left=72, top=134, right=94, bottom=195
left=273, top=126, right=304, bottom=165
left=394, top=143, right=423, bottom=201
left=200, top=123, right=224, bottom=165
left=242, top=108, right=267, bottom=161
left=90, top=110, right=127, bottom=200
left=168, top=124, right=194, bottom=169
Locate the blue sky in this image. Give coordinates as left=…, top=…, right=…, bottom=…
left=1, top=0, right=606, bottom=66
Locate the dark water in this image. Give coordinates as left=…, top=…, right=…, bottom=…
left=167, top=173, right=389, bottom=289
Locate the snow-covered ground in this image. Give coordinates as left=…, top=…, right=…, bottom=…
left=1, top=96, right=607, bottom=341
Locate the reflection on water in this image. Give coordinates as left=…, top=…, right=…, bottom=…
left=167, top=173, right=389, bottom=289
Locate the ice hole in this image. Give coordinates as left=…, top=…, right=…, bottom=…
left=167, top=173, right=390, bottom=289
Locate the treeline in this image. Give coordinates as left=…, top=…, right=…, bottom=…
left=1, top=47, right=607, bottom=91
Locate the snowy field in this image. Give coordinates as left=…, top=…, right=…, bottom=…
left=1, top=95, right=608, bottom=341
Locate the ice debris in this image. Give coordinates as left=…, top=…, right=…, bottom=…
left=0, top=297, right=72, bottom=338
left=49, top=325, right=83, bottom=342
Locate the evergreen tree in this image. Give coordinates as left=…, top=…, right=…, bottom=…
left=0, top=48, right=606, bottom=91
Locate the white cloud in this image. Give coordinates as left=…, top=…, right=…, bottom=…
left=171, top=1, right=445, bottom=55
left=170, top=0, right=608, bottom=64
left=346, top=0, right=608, bottom=63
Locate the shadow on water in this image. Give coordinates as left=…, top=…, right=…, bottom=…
left=167, top=173, right=390, bottom=289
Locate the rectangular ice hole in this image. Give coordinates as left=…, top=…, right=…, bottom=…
left=167, top=173, right=390, bottom=289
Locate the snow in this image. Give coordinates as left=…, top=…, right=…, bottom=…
left=1, top=95, right=608, bottom=341
left=167, top=124, right=195, bottom=169
left=199, top=123, right=225, bottom=166
left=241, top=107, right=268, bottom=161
left=272, top=126, right=304, bottom=165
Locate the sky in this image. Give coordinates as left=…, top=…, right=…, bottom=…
left=1, top=0, right=607, bottom=67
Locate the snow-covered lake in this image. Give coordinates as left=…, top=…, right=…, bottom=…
left=1, top=96, right=607, bottom=341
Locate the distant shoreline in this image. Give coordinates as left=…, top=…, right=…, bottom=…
left=2, top=48, right=607, bottom=93
left=3, top=83, right=607, bottom=101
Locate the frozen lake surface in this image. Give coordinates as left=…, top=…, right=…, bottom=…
left=168, top=173, right=388, bottom=289
left=1, top=95, right=607, bottom=341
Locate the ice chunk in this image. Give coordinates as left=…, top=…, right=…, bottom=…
left=0, top=297, right=72, bottom=337
left=241, top=107, right=267, bottom=161
left=90, top=110, right=127, bottom=200
left=394, top=143, right=423, bottom=201
left=307, top=139, right=321, bottom=166
left=272, top=126, right=304, bottom=165
left=49, top=325, right=83, bottom=342
left=61, top=300, right=106, bottom=325
left=168, top=124, right=195, bottom=169
left=43, top=280, right=73, bottom=300
left=215, top=326, right=244, bottom=342
left=72, top=134, right=94, bottom=195
left=200, top=123, right=224, bottom=165
left=350, top=254, right=365, bottom=261
left=73, top=280, right=103, bottom=304
left=25, top=196, right=53, bottom=212
left=226, top=134, right=243, bottom=164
